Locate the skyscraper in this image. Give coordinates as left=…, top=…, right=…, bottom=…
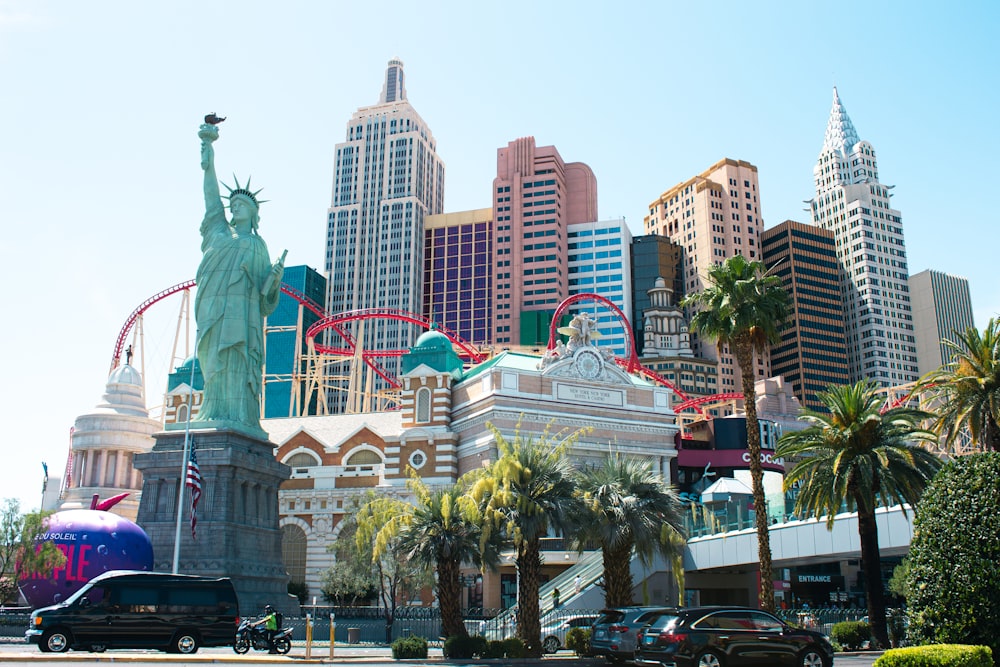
left=630, top=234, right=683, bottom=355
left=493, top=137, right=598, bottom=347
left=909, top=269, right=976, bottom=376
left=264, top=265, right=327, bottom=418
left=325, top=58, right=445, bottom=406
left=761, top=220, right=849, bottom=410
left=644, top=158, right=766, bottom=391
left=808, top=88, right=918, bottom=387
left=423, top=209, right=494, bottom=348
left=567, top=218, right=632, bottom=357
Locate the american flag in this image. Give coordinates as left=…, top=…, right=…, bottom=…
left=185, top=442, right=202, bottom=540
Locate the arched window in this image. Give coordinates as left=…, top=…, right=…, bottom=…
left=281, top=524, right=308, bottom=585
left=286, top=452, right=320, bottom=468
left=416, top=387, right=432, bottom=423
left=345, top=450, right=382, bottom=466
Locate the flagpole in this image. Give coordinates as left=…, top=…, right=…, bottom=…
left=172, top=350, right=198, bottom=574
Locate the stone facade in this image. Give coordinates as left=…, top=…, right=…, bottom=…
left=134, top=428, right=297, bottom=616
left=265, top=333, right=680, bottom=605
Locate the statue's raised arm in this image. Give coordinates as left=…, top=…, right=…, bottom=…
left=198, top=123, right=224, bottom=223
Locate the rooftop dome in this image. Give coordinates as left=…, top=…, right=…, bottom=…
left=108, top=363, right=142, bottom=387
left=413, top=328, right=451, bottom=351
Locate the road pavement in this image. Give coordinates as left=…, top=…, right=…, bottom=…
left=0, top=642, right=884, bottom=666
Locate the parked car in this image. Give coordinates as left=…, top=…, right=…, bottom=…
left=540, top=614, right=599, bottom=653
left=633, top=606, right=834, bottom=667
left=591, top=606, right=676, bottom=662
left=26, top=570, right=239, bottom=654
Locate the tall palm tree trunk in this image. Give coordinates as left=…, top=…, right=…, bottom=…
left=517, top=539, right=542, bottom=657
left=438, top=559, right=467, bottom=638
left=857, top=505, right=889, bottom=648
left=603, top=542, right=634, bottom=607
left=986, top=413, right=1000, bottom=452
left=735, top=337, right=775, bottom=613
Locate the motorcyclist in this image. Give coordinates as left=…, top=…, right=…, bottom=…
left=252, top=604, right=279, bottom=653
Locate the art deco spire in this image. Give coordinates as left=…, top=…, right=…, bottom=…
left=822, top=86, right=860, bottom=156
left=379, top=57, right=407, bottom=104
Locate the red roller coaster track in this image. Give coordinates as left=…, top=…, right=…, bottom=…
left=111, top=284, right=755, bottom=418
left=543, top=293, right=746, bottom=414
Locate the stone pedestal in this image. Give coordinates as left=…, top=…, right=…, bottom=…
left=134, top=428, right=300, bottom=616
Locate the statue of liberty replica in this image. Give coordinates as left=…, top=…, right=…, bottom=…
left=135, top=116, right=297, bottom=616
left=194, top=117, right=285, bottom=437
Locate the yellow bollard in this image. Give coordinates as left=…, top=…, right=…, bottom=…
left=329, top=613, right=336, bottom=658
left=305, top=613, right=312, bottom=659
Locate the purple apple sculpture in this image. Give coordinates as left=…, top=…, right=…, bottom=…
left=18, top=494, right=154, bottom=608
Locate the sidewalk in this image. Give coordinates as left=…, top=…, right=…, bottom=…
left=1, top=641, right=603, bottom=664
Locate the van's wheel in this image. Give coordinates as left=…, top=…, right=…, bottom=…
left=171, top=630, right=200, bottom=654
left=542, top=636, right=560, bottom=654
left=90, top=643, right=107, bottom=652
left=41, top=629, right=71, bottom=653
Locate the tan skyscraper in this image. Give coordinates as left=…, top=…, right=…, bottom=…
left=644, top=158, right=766, bottom=392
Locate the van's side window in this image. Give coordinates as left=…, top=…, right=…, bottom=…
left=119, top=586, right=160, bottom=613
left=163, top=587, right=216, bottom=614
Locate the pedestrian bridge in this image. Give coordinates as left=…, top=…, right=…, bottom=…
left=685, top=503, right=916, bottom=571
left=530, top=504, right=917, bottom=615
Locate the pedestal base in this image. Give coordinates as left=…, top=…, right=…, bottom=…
left=134, top=428, right=300, bottom=616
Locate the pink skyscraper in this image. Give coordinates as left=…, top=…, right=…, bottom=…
left=492, top=137, right=598, bottom=347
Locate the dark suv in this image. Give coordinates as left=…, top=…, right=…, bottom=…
left=633, top=606, right=834, bottom=667
left=591, top=606, right=676, bottom=662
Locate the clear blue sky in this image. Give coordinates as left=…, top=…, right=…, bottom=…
left=2, top=0, right=997, bottom=511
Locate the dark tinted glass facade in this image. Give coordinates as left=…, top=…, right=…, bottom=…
left=264, top=265, right=327, bottom=418
left=630, top=235, right=683, bottom=354
left=423, top=220, right=493, bottom=347
left=761, top=220, right=849, bottom=410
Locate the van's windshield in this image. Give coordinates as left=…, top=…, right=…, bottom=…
left=61, top=583, right=94, bottom=607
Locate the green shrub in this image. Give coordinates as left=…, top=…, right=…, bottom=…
left=566, top=627, right=591, bottom=656
left=873, top=644, right=993, bottom=667
left=485, top=639, right=506, bottom=658
left=443, top=634, right=488, bottom=659
left=501, top=636, right=526, bottom=658
left=831, top=620, right=872, bottom=651
left=391, top=635, right=428, bottom=659
left=906, top=454, right=1000, bottom=657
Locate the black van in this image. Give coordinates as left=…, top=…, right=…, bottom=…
left=26, top=570, right=239, bottom=654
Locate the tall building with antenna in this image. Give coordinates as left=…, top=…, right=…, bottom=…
left=324, top=58, right=445, bottom=410
left=808, top=88, right=918, bottom=387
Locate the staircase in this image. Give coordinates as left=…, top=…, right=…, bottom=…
left=480, top=550, right=605, bottom=638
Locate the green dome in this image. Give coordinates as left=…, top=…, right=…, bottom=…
left=402, top=327, right=464, bottom=377
left=413, top=328, right=451, bottom=350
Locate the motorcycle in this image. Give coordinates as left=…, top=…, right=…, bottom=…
left=233, top=616, right=293, bottom=654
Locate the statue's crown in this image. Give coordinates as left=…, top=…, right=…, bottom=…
left=224, top=175, right=267, bottom=209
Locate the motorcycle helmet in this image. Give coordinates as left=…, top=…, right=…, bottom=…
left=264, top=604, right=274, bottom=613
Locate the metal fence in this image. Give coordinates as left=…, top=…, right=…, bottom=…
left=0, top=604, right=880, bottom=644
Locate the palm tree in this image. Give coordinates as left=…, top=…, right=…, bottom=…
left=918, top=318, right=1000, bottom=453
left=574, top=455, right=686, bottom=607
left=469, top=422, right=586, bottom=657
left=776, top=380, right=942, bottom=649
left=394, top=475, right=499, bottom=638
left=680, top=254, right=789, bottom=612
left=358, top=474, right=495, bottom=639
